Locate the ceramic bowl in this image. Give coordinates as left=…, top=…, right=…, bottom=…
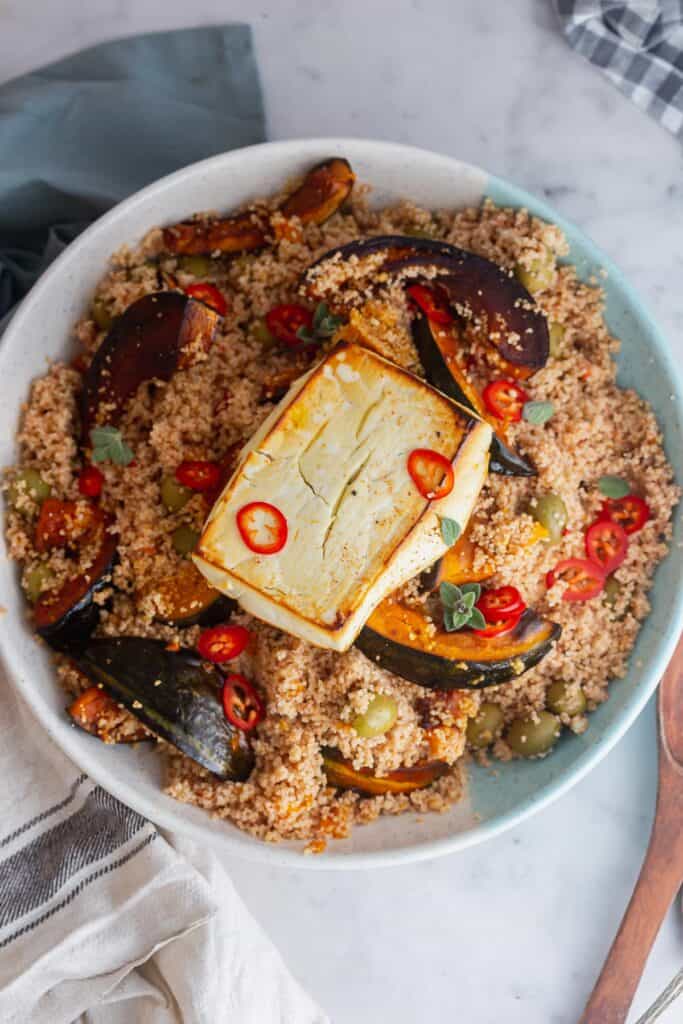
left=1, top=139, right=681, bottom=868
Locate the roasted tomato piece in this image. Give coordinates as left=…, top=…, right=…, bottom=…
left=35, top=499, right=100, bottom=552
left=598, top=494, right=650, bottom=535
left=406, top=284, right=453, bottom=325
left=198, top=624, right=251, bottom=664
left=546, top=558, right=606, bottom=602
left=585, top=519, right=629, bottom=574
left=175, top=460, right=221, bottom=492
left=407, top=449, right=454, bottom=500
left=222, top=673, right=265, bottom=732
left=482, top=379, right=529, bottom=422
left=265, top=304, right=313, bottom=348
left=184, top=283, right=228, bottom=316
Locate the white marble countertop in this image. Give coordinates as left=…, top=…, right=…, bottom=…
left=2, top=1, right=682, bottom=1021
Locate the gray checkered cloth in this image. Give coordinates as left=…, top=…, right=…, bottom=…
left=555, top=0, right=683, bottom=136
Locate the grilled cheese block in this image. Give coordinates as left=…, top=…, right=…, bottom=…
left=194, top=342, right=491, bottom=651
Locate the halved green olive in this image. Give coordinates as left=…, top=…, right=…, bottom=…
left=177, top=255, right=215, bottom=277
left=514, top=246, right=555, bottom=295
left=352, top=694, right=398, bottom=738
left=24, top=563, right=56, bottom=603
left=548, top=322, right=566, bottom=358
left=467, top=702, right=504, bottom=749
left=161, top=475, right=192, bottom=513
left=603, top=576, right=621, bottom=607
left=92, top=297, right=113, bottom=332
left=506, top=711, right=560, bottom=757
left=171, top=524, right=200, bottom=557
left=531, top=493, right=567, bottom=544
left=546, top=681, right=586, bottom=717
left=8, top=468, right=51, bottom=509
left=252, top=319, right=275, bottom=347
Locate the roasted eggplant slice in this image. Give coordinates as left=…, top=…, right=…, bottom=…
left=146, top=561, right=236, bottom=627
left=34, top=516, right=117, bottom=653
left=280, top=158, right=355, bottom=225
left=322, top=747, right=448, bottom=796
left=68, top=686, right=149, bottom=743
left=77, top=637, right=254, bottom=780
left=412, top=315, right=536, bottom=477
left=305, top=234, right=549, bottom=371
left=81, top=292, right=220, bottom=433
left=356, top=603, right=560, bottom=691
left=163, top=209, right=269, bottom=257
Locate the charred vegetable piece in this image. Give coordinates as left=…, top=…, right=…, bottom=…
left=420, top=527, right=494, bottom=592
left=147, top=561, right=236, bottom=627
left=356, top=603, right=560, bottom=691
left=68, top=686, right=149, bottom=743
left=305, top=235, right=549, bottom=370
left=280, top=158, right=355, bottom=225
left=412, top=316, right=536, bottom=477
left=77, top=637, right=254, bottom=780
left=34, top=517, right=117, bottom=653
left=81, top=293, right=220, bottom=434
left=322, top=747, right=448, bottom=795
left=163, top=209, right=268, bottom=257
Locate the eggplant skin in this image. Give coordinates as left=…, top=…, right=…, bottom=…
left=356, top=609, right=561, bottom=691
left=77, top=638, right=254, bottom=781
left=305, top=234, right=549, bottom=370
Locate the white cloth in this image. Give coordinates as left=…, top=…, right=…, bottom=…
left=0, top=675, right=328, bottom=1024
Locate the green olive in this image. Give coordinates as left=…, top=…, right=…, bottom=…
left=506, top=711, right=561, bottom=757
left=177, top=255, right=215, bottom=277
left=514, top=247, right=555, bottom=295
left=92, top=297, right=113, bottom=332
left=352, top=694, right=399, bottom=738
left=23, top=563, right=55, bottom=603
left=171, top=524, right=200, bottom=557
left=467, top=702, right=504, bottom=749
left=548, top=322, right=566, bottom=358
left=252, top=319, right=275, bottom=347
left=161, top=475, right=192, bottom=513
left=8, top=468, right=51, bottom=509
left=546, top=681, right=587, bottom=717
left=531, top=493, right=567, bottom=544
left=603, top=576, right=621, bottom=607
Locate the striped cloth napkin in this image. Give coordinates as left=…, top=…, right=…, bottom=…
left=555, top=0, right=683, bottom=136
left=0, top=27, right=327, bottom=1024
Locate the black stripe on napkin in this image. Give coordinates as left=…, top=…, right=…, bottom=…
left=0, top=773, right=87, bottom=850
left=0, top=786, right=148, bottom=929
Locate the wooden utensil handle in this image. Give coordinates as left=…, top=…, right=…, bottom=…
left=579, top=754, right=683, bottom=1024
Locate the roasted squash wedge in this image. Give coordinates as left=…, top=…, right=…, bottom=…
left=356, top=602, right=560, bottom=691
left=412, top=315, right=536, bottom=477
left=280, top=158, right=355, bottom=224
left=82, top=292, right=220, bottom=433
left=322, top=747, right=448, bottom=795
left=77, top=637, right=254, bottom=780
left=145, top=561, right=236, bottom=627
left=68, top=686, right=149, bottom=744
left=421, top=528, right=494, bottom=591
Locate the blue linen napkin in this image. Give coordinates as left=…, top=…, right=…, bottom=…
left=0, top=25, right=265, bottom=315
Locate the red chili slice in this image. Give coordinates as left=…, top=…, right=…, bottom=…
left=184, top=283, right=228, bottom=317
left=175, top=460, right=221, bottom=492
left=407, top=449, right=454, bottom=500
left=482, top=379, right=529, bottom=422
left=198, top=624, right=250, bottom=663
left=472, top=612, right=522, bottom=638
left=78, top=465, right=104, bottom=498
left=406, top=284, right=453, bottom=326
left=265, top=303, right=313, bottom=348
left=222, top=673, right=265, bottom=732
left=598, top=494, right=650, bottom=535
left=237, top=501, right=288, bottom=554
left=546, top=558, right=606, bottom=602
left=476, top=586, right=526, bottom=623
left=585, top=519, right=629, bottom=574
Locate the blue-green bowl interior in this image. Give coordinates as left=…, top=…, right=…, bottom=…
left=465, top=174, right=683, bottom=828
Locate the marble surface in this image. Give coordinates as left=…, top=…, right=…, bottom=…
left=2, top=1, right=682, bottom=1021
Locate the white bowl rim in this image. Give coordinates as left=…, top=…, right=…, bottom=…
left=2, top=136, right=681, bottom=870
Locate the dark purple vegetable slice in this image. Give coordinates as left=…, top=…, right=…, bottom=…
left=81, top=292, right=220, bottom=434
left=77, top=637, right=254, bottom=780
left=305, top=235, right=549, bottom=371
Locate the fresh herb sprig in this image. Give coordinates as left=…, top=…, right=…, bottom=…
left=439, top=517, right=461, bottom=546
left=440, top=581, right=486, bottom=632
left=522, top=400, right=555, bottom=425
left=598, top=475, right=630, bottom=499
left=90, top=426, right=134, bottom=466
left=295, top=302, right=344, bottom=347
